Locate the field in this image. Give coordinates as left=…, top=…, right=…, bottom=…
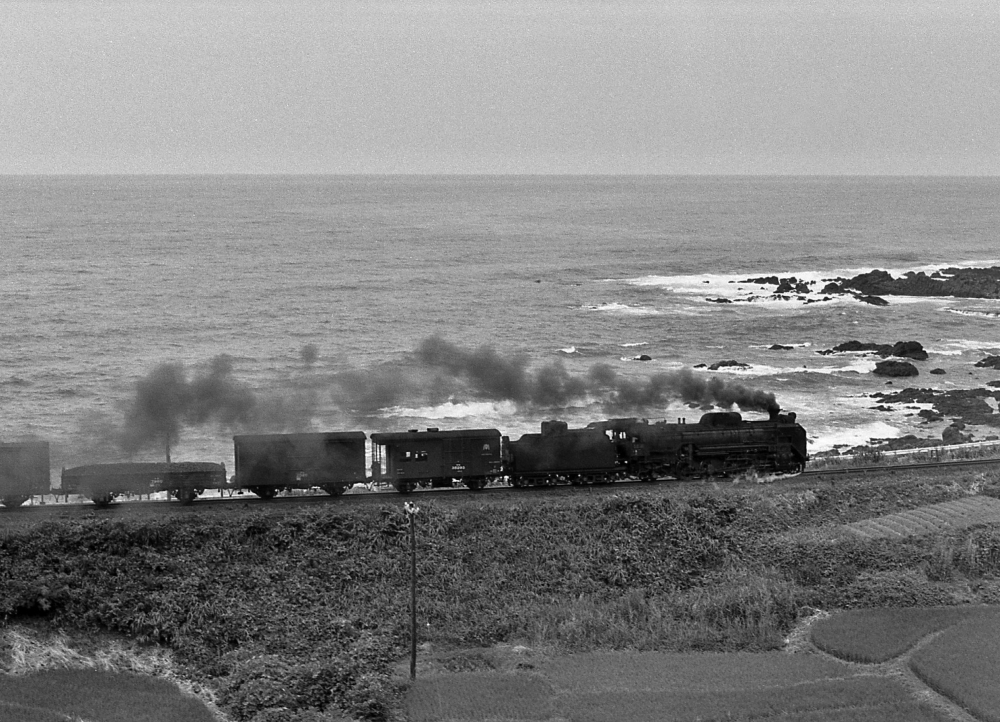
left=404, top=650, right=952, bottom=722
left=843, top=496, right=1000, bottom=539
left=911, top=612, right=1000, bottom=722
left=2, top=464, right=1000, bottom=721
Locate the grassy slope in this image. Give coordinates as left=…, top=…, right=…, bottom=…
left=1, top=466, right=999, bottom=721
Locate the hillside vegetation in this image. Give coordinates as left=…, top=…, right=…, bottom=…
left=2, top=468, right=1000, bottom=721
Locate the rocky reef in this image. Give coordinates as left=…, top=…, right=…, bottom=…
left=725, top=266, right=1000, bottom=305
left=818, top=340, right=928, bottom=360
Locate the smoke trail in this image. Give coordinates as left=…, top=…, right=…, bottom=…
left=119, top=354, right=257, bottom=456
left=98, top=337, right=779, bottom=462
left=412, top=334, right=779, bottom=414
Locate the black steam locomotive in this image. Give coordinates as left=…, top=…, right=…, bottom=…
left=1, top=410, right=806, bottom=507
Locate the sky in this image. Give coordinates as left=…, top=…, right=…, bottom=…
left=2, top=0, right=999, bottom=175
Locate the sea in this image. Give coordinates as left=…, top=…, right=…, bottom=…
left=3, top=175, right=1000, bottom=481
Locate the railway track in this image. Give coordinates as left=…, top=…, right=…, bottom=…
left=3, top=456, right=1000, bottom=527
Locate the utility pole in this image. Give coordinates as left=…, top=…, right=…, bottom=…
left=404, top=501, right=420, bottom=680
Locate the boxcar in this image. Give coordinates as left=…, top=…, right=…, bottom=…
left=370, top=428, right=502, bottom=492
left=0, top=441, right=50, bottom=508
left=61, top=461, right=227, bottom=506
left=507, top=420, right=621, bottom=486
left=232, top=431, right=368, bottom=499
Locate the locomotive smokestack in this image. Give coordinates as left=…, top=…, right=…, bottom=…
left=769, top=406, right=779, bottom=421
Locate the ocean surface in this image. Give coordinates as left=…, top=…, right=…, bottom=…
left=3, top=175, right=1000, bottom=480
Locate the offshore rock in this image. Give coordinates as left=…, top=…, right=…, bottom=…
left=930, top=368, right=946, bottom=375
left=842, top=267, right=1000, bottom=299
left=857, top=294, right=890, bottom=306
left=872, top=387, right=1000, bottom=427
left=819, top=340, right=928, bottom=360
left=709, top=359, right=751, bottom=370
left=874, top=360, right=919, bottom=377
left=975, top=355, right=1000, bottom=369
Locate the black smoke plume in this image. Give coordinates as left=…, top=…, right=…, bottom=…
left=99, top=338, right=778, bottom=461
left=412, top=335, right=779, bottom=415
left=120, top=354, right=256, bottom=457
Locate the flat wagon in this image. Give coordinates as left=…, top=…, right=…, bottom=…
left=61, top=461, right=227, bottom=506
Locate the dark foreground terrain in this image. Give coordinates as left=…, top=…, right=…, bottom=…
left=3, top=464, right=1000, bottom=721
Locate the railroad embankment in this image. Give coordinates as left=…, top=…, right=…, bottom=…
left=2, top=465, right=1000, bottom=721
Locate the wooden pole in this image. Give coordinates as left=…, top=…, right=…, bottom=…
left=404, top=501, right=420, bottom=680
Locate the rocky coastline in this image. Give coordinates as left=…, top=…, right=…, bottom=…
left=703, top=338, right=1000, bottom=457
left=713, top=265, right=1000, bottom=305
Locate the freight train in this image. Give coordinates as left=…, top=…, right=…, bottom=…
left=0, top=410, right=807, bottom=508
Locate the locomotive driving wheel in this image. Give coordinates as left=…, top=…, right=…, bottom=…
left=321, top=483, right=348, bottom=496
left=248, top=486, right=278, bottom=500
left=1, top=495, right=29, bottom=508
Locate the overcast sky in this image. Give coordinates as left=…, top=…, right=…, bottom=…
left=3, top=0, right=999, bottom=175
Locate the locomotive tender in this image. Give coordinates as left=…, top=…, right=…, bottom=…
left=1, top=410, right=807, bottom=507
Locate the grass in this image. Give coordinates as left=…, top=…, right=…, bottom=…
left=910, top=611, right=1000, bottom=722
left=404, top=651, right=954, bottom=722
left=0, top=626, right=223, bottom=722
left=0, top=668, right=219, bottom=722
left=5, top=469, right=1000, bottom=720
left=535, top=650, right=855, bottom=693
left=0, top=703, right=76, bottom=722
left=843, top=496, right=1000, bottom=540
left=556, top=678, right=947, bottom=722
left=404, top=673, right=555, bottom=721
left=810, top=606, right=989, bottom=663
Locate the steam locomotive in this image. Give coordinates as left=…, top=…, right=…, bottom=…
left=0, top=410, right=807, bottom=507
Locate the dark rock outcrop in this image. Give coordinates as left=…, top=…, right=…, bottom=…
left=709, top=360, right=750, bottom=370
left=943, top=424, right=973, bottom=445
left=727, top=267, right=1000, bottom=307
left=857, top=294, right=890, bottom=306
left=975, top=355, right=1000, bottom=369
left=842, top=267, right=1000, bottom=299
left=930, top=368, right=946, bottom=375
left=874, top=360, right=919, bottom=377
left=871, top=387, right=1000, bottom=427
left=819, top=340, right=928, bottom=360
left=769, top=344, right=793, bottom=351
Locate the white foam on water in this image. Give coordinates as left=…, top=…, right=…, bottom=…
left=384, top=400, right=519, bottom=422
left=585, top=302, right=662, bottom=316
left=808, top=420, right=904, bottom=453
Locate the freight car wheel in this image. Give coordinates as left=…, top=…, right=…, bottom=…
left=248, top=486, right=278, bottom=500
left=1, top=495, right=29, bottom=508
left=173, top=489, right=198, bottom=504
left=321, top=484, right=348, bottom=496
